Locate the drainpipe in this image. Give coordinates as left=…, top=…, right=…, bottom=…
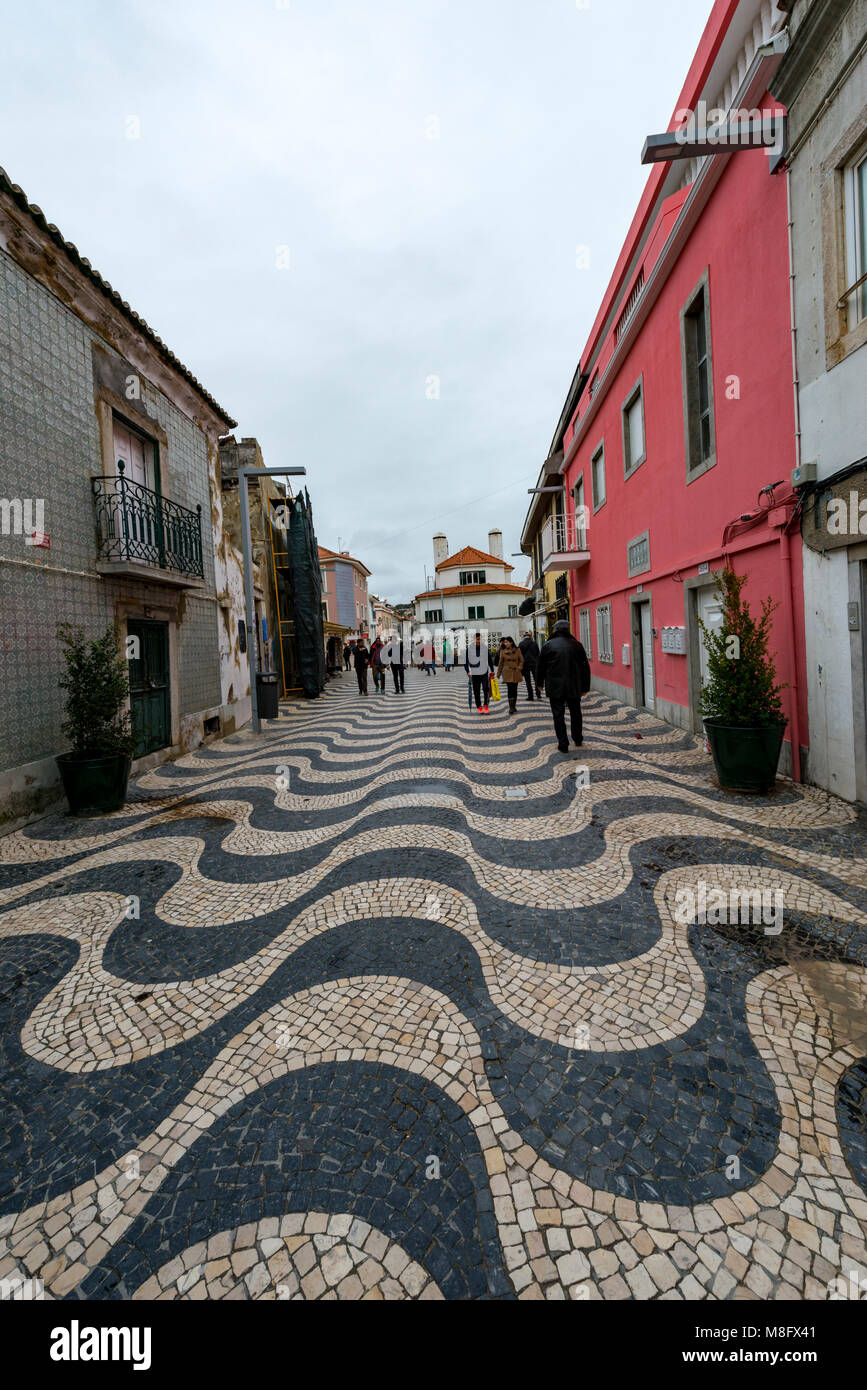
left=783, top=166, right=802, bottom=783
left=778, top=521, right=802, bottom=783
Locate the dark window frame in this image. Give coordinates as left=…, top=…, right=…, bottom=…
left=680, top=269, right=716, bottom=482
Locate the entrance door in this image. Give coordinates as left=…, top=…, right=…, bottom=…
left=697, top=583, right=725, bottom=689
left=127, top=620, right=170, bottom=756
left=638, top=601, right=654, bottom=708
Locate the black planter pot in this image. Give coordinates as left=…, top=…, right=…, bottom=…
left=56, top=752, right=132, bottom=815
left=703, top=719, right=786, bottom=794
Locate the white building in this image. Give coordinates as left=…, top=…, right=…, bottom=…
left=772, top=0, right=867, bottom=803
left=413, top=530, right=530, bottom=651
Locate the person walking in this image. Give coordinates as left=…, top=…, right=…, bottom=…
left=518, top=630, right=541, bottom=701
left=442, top=636, right=451, bottom=672
left=465, top=631, right=494, bottom=714
left=382, top=635, right=405, bottom=692
left=342, top=643, right=351, bottom=671
left=421, top=639, right=436, bottom=676
left=536, top=619, right=591, bottom=752
left=353, top=638, right=371, bottom=696
left=496, top=636, right=524, bottom=714
left=370, top=635, right=386, bottom=693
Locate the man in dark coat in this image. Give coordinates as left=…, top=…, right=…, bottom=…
left=353, top=639, right=371, bottom=695
left=518, top=630, right=541, bottom=701
left=536, top=619, right=591, bottom=752
left=382, top=636, right=405, bottom=693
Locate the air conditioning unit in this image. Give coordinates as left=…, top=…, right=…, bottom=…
left=791, top=460, right=817, bottom=488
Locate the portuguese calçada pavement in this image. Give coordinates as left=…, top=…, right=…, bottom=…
left=0, top=672, right=866, bottom=1301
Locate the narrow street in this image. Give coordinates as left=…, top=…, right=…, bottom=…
left=1, top=674, right=865, bottom=1301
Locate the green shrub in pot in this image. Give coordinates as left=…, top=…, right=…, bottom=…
left=697, top=566, right=787, bottom=793
left=55, top=622, right=139, bottom=814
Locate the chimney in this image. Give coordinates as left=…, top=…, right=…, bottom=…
left=433, top=533, right=448, bottom=567
left=488, top=529, right=503, bottom=560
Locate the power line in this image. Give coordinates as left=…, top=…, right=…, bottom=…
left=362, top=469, right=537, bottom=550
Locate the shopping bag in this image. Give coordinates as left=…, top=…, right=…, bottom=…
left=489, top=676, right=501, bottom=702
left=467, top=677, right=473, bottom=710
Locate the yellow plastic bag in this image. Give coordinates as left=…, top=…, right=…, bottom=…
left=489, top=676, right=501, bottom=702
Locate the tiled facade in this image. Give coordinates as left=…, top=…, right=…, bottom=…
left=0, top=179, right=245, bottom=827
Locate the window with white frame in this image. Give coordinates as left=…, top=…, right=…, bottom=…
left=572, top=475, right=587, bottom=549
left=622, top=379, right=646, bottom=478
left=595, top=603, right=613, bottom=663
left=844, top=148, right=867, bottom=327
left=591, top=443, right=606, bottom=510
left=507, top=604, right=518, bottom=618
left=579, top=607, right=592, bottom=658
left=467, top=605, right=485, bottom=620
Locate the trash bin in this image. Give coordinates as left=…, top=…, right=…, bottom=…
left=256, top=672, right=280, bottom=719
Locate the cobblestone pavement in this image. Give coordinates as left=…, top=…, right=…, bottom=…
left=1, top=673, right=866, bottom=1301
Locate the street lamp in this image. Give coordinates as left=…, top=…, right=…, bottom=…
left=238, top=465, right=307, bottom=734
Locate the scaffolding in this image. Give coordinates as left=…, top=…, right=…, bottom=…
left=266, top=498, right=303, bottom=698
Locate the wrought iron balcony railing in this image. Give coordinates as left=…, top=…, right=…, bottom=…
left=92, top=462, right=204, bottom=579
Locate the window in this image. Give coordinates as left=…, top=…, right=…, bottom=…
left=424, top=608, right=442, bottom=623
left=321, top=602, right=328, bottom=622
left=579, top=607, right=592, bottom=658
left=627, top=529, right=651, bottom=578
left=591, top=443, right=606, bottom=511
left=681, top=273, right=716, bottom=479
left=596, top=603, right=613, bottom=663
left=459, top=569, right=486, bottom=585
left=320, top=567, right=327, bottom=592
left=468, top=605, right=485, bottom=620
left=622, top=378, right=646, bottom=478
left=507, top=604, right=518, bottom=618
left=572, top=476, right=587, bottom=549
left=112, top=415, right=157, bottom=491
left=844, top=150, right=867, bottom=327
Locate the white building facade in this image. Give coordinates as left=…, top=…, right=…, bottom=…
left=772, top=0, right=867, bottom=803
left=413, top=530, right=530, bottom=652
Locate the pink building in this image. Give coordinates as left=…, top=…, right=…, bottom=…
left=546, top=0, right=808, bottom=779
left=319, top=546, right=371, bottom=638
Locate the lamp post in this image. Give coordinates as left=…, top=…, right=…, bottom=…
left=238, top=465, right=307, bottom=734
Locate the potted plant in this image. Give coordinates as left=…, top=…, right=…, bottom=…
left=697, top=566, right=787, bottom=793
left=56, top=622, right=139, bottom=814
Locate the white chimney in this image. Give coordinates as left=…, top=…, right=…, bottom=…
left=433, top=533, right=448, bottom=566
left=488, top=529, right=503, bottom=559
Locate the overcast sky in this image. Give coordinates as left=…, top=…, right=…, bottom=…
left=1, top=0, right=712, bottom=602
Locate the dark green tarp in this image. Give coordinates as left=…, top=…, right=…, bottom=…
left=288, top=490, right=326, bottom=698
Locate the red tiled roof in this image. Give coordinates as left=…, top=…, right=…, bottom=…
left=436, top=545, right=513, bottom=571
left=318, top=545, right=371, bottom=577
left=414, top=582, right=529, bottom=600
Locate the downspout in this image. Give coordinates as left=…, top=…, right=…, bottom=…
left=779, top=521, right=802, bottom=783
left=782, top=167, right=802, bottom=783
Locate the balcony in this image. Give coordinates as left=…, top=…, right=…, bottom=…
left=541, top=514, right=590, bottom=573
left=91, top=464, right=205, bottom=587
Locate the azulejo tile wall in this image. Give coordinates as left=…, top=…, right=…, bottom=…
left=0, top=246, right=223, bottom=787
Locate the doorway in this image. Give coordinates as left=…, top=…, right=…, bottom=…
left=127, top=619, right=170, bottom=757
left=630, top=595, right=656, bottom=711
left=686, top=578, right=725, bottom=731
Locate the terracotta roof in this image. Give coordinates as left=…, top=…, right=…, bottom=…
left=318, top=545, right=371, bottom=577
left=414, top=582, right=530, bottom=600
left=0, top=166, right=236, bottom=427
left=436, top=545, right=513, bottom=572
